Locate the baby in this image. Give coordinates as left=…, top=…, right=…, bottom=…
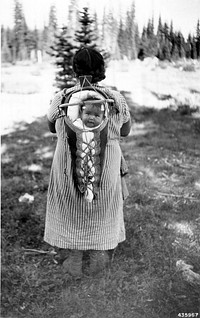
left=81, top=103, right=104, bottom=128
left=73, top=98, right=106, bottom=202
left=74, top=99, right=105, bottom=129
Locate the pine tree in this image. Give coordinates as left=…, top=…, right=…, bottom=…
left=185, top=34, right=192, bottom=58
left=75, top=7, right=97, bottom=49
left=169, top=21, right=174, bottom=42
left=108, top=10, right=119, bottom=58
left=41, top=26, right=49, bottom=54
left=93, top=12, right=100, bottom=47
left=139, top=23, right=156, bottom=59
left=156, top=16, right=164, bottom=59
left=162, top=22, right=171, bottom=60
left=23, top=24, right=38, bottom=60
left=163, top=22, right=170, bottom=41
left=141, top=26, right=147, bottom=40
left=1, top=25, right=3, bottom=48
left=50, top=26, right=76, bottom=90
left=177, top=31, right=185, bottom=58
left=29, top=28, right=41, bottom=60
left=156, top=17, right=173, bottom=60
left=138, top=26, right=149, bottom=59
left=45, top=5, right=57, bottom=54
left=146, top=17, right=157, bottom=56
left=49, top=5, right=57, bottom=30
left=6, top=27, right=15, bottom=62
left=125, top=1, right=137, bottom=59
left=168, top=21, right=174, bottom=56
left=162, top=43, right=171, bottom=60
left=1, top=26, right=12, bottom=62
left=196, top=19, right=200, bottom=58
left=157, top=16, right=164, bottom=42
left=146, top=18, right=154, bottom=38
left=67, top=0, right=79, bottom=40
left=191, top=36, right=197, bottom=59
left=117, top=19, right=126, bottom=58
left=101, top=7, right=106, bottom=49
left=33, top=28, right=39, bottom=52
left=134, top=23, right=140, bottom=56
left=13, top=0, right=27, bottom=61
left=100, top=8, right=118, bottom=59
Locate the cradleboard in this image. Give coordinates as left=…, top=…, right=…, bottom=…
left=58, top=76, right=114, bottom=202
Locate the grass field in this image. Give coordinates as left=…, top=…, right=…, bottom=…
left=1, top=60, right=200, bottom=318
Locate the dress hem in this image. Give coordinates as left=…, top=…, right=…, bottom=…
left=43, top=236, right=125, bottom=251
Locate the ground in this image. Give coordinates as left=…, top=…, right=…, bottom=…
left=1, top=59, right=200, bottom=318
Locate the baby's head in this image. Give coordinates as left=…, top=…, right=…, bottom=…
left=80, top=98, right=105, bottom=128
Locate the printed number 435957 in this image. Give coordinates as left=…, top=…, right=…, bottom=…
left=178, top=314, right=199, bottom=318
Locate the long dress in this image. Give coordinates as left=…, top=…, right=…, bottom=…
left=44, top=84, right=130, bottom=250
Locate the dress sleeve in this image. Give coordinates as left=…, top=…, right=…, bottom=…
left=47, top=91, right=63, bottom=123
left=104, top=87, right=131, bottom=125
left=118, top=92, right=131, bottom=124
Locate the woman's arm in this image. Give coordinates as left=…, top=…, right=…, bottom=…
left=47, top=92, right=63, bottom=133
left=120, top=118, right=131, bottom=136
left=48, top=119, right=56, bottom=133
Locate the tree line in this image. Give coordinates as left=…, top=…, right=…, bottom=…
left=1, top=0, right=200, bottom=64
left=139, top=16, right=200, bottom=60
left=1, top=0, right=200, bottom=90
left=1, top=1, right=57, bottom=63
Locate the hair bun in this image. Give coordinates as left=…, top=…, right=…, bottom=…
left=73, top=47, right=106, bottom=83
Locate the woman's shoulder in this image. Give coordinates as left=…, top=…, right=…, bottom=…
left=50, top=86, right=79, bottom=105
left=99, top=86, right=127, bottom=110
left=99, top=86, right=124, bottom=103
left=95, top=85, right=119, bottom=96
left=62, top=85, right=82, bottom=96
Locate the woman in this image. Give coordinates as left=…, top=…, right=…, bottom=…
left=44, top=47, right=131, bottom=278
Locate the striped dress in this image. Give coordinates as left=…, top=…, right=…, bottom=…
left=44, top=84, right=130, bottom=250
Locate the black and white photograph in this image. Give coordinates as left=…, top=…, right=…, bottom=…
left=1, top=0, right=200, bottom=317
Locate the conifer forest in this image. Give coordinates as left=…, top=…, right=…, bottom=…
left=1, top=1, right=200, bottom=64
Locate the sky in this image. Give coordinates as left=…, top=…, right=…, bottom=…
left=0, top=0, right=200, bottom=37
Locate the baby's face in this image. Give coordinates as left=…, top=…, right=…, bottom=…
left=81, top=104, right=104, bottom=128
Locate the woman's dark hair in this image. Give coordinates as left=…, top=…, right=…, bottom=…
left=73, top=47, right=106, bottom=83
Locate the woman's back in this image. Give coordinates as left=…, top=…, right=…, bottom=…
left=44, top=47, right=131, bottom=277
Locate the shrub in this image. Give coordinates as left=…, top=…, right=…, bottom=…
left=183, top=64, right=196, bottom=72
